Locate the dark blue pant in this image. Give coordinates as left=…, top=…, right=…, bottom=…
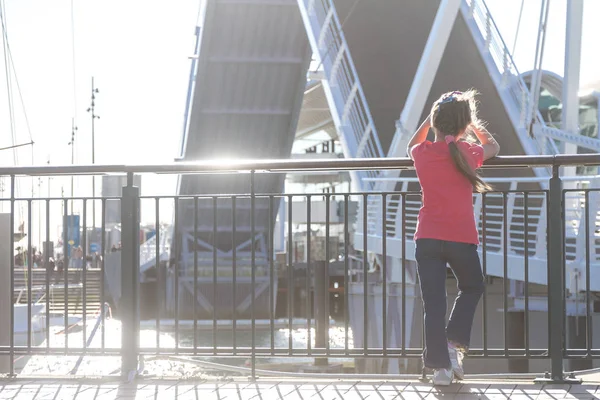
left=415, top=239, right=485, bottom=369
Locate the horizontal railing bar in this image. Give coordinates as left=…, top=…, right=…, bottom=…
left=0, top=154, right=598, bottom=176
left=563, top=188, right=600, bottom=193
left=365, top=175, right=600, bottom=184
left=2, top=196, right=119, bottom=201
left=0, top=348, right=122, bottom=355
left=155, top=191, right=423, bottom=199
left=126, top=348, right=555, bottom=357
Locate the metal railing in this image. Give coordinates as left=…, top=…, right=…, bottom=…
left=0, top=154, right=598, bottom=384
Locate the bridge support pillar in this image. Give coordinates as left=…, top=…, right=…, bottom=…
left=388, top=0, right=462, bottom=162
left=562, top=0, right=584, bottom=180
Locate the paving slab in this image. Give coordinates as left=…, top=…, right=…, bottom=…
left=0, top=376, right=597, bottom=399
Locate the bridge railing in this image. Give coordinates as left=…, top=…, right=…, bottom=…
left=463, top=0, right=564, bottom=158
left=139, top=227, right=171, bottom=274
left=464, top=0, right=533, bottom=128
left=0, top=154, right=598, bottom=383
left=297, top=0, right=385, bottom=190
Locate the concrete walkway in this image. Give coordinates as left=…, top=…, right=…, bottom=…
left=0, top=377, right=599, bottom=399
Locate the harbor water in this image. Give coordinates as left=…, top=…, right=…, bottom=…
left=18, top=317, right=354, bottom=376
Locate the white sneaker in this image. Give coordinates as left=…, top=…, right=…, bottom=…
left=432, top=368, right=454, bottom=386
left=448, top=344, right=465, bottom=380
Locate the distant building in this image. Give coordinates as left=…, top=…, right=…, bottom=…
left=102, top=175, right=142, bottom=226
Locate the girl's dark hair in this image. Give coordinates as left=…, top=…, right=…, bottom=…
left=431, top=89, right=492, bottom=193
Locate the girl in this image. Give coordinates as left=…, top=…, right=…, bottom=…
left=407, top=90, right=500, bottom=386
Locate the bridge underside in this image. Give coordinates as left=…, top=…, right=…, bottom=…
left=173, top=0, right=311, bottom=318
left=177, top=0, right=310, bottom=247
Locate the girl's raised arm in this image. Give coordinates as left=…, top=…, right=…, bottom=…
left=407, top=117, right=431, bottom=159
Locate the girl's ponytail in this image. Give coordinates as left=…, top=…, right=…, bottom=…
left=447, top=141, right=492, bottom=193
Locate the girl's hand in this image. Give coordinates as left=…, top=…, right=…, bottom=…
left=469, top=122, right=481, bottom=131
left=471, top=124, right=500, bottom=160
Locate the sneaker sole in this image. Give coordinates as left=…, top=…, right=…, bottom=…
left=453, top=368, right=464, bottom=380
left=433, top=371, right=454, bottom=386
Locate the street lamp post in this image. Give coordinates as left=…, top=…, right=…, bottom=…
left=46, top=157, right=51, bottom=255
left=47, top=157, right=51, bottom=200
left=87, top=77, right=100, bottom=233
left=68, top=119, right=77, bottom=216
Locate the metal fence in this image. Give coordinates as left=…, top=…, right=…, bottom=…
left=0, top=154, right=598, bottom=383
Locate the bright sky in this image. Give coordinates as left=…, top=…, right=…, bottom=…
left=2, top=0, right=599, bottom=171
left=486, top=0, right=599, bottom=88
left=0, top=0, right=598, bottom=241
left=1, top=0, right=198, bottom=167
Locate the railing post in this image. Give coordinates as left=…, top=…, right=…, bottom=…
left=538, top=164, right=579, bottom=384
left=314, top=260, right=329, bottom=366
left=250, top=170, right=256, bottom=380
left=548, top=165, right=564, bottom=381
left=121, top=172, right=140, bottom=381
